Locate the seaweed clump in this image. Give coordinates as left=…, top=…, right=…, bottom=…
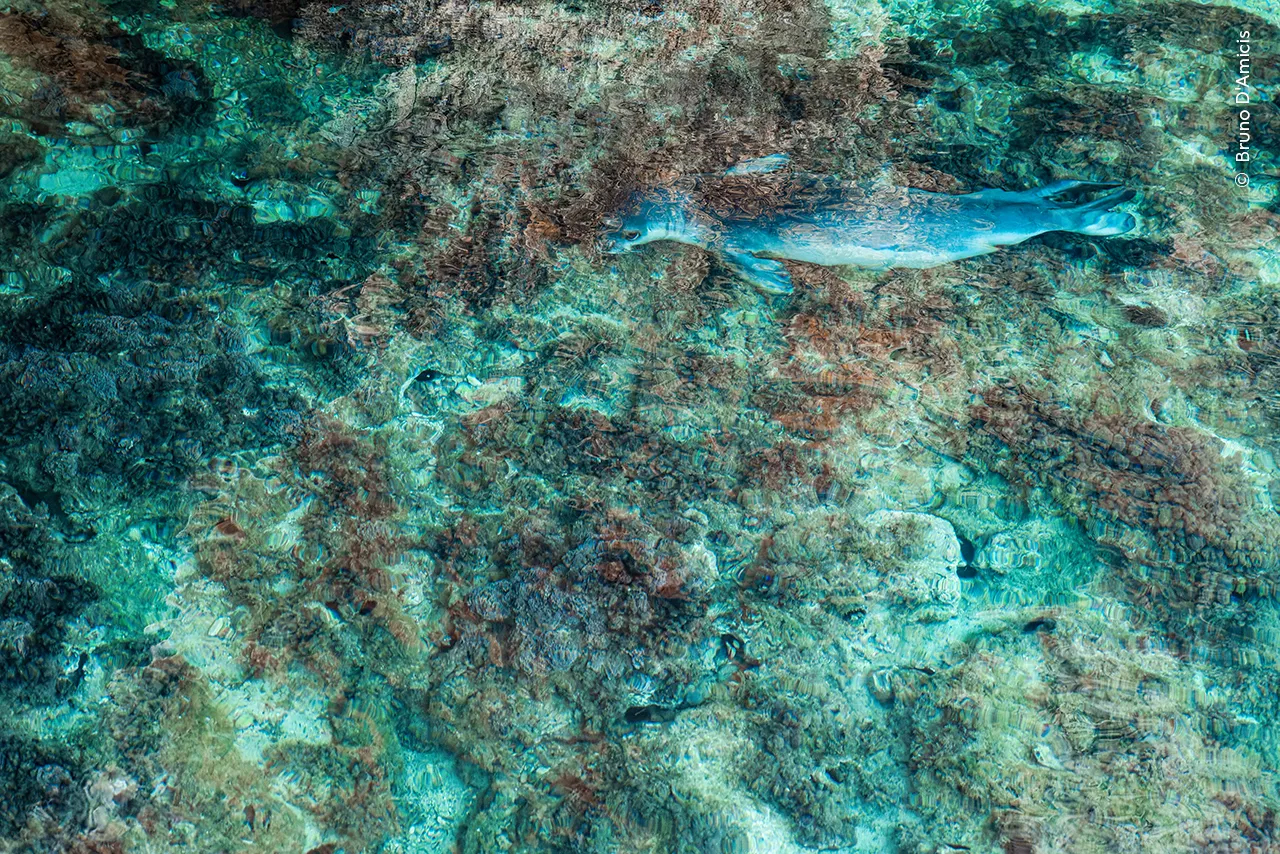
left=169, top=415, right=425, bottom=852
left=904, top=609, right=1279, bottom=853
left=191, top=414, right=421, bottom=685
left=0, top=270, right=303, bottom=531
left=418, top=408, right=738, bottom=846
left=968, top=382, right=1280, bottom=638
left=1121, top=304, right=1169, bottom=327
left=0, top=488, right=97, bottom=838
left=0, top=3, right=208, bottom=139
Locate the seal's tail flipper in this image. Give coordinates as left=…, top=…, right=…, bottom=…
left=1059, top=186, right=1137, bottom=236
left=1072, top=187, right=1137, bottom=211
left=1071, top=211, right=1137, bottom=236
left=1032, top=179, right=1123, bottom=199
left=721, top=251, right=794, bottom=295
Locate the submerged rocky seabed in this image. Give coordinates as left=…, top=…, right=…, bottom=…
left=0, top=0, right=1278, bottom=851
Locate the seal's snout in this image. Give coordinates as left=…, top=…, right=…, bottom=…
left=600, top=227, right=643, bottom=254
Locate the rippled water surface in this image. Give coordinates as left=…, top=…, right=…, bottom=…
left=0, top=0, right=1277, bottom=851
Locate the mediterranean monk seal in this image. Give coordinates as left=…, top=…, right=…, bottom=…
left=601, top=156, right=1137, bottom=294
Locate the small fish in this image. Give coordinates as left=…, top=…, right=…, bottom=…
left=602, top=156, right=1137, bottom=294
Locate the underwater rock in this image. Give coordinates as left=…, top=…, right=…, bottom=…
left=970, top=382, right=1280, bottom=632
left=867, top=667, right=895, bottom=704
left=0, top=9, right=208, bottom=140
left=978, top=526, right=1046, bottom=575
left=864, top=510, right=962, bottom=566
left=455, top=375, right=526, bottom=408
left=864, top=509, right=963, bottom=611
left=381, top=746, right=477, bottom=854
left=245, top=180, right=338, bottom=224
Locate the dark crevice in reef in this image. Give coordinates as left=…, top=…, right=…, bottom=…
left=0, top=177, right=384, bottom=518
left=0, top=732, right=88, bottom=838
left=0, top=9, right=211, bottom=140
left=0, top=488, right=99, bottom=838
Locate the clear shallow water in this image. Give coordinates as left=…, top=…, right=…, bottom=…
left=0, top=0, right=1277, bottom=852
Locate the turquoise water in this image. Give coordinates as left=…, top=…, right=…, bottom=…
left=0, top=0, right=1277, bottom=851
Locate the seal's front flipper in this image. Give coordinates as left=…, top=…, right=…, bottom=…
left=721, top=251, right=793, bottom=295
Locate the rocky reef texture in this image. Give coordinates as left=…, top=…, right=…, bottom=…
left=968, top=381, right=1280, bottom=644
left=1, top=0, right=1278, bottom=851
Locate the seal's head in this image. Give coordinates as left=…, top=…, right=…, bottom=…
left=601, top=186, right=709, bottom=254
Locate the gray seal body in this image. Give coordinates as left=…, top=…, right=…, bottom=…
left=602, top=164, right=1137, bottom=294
